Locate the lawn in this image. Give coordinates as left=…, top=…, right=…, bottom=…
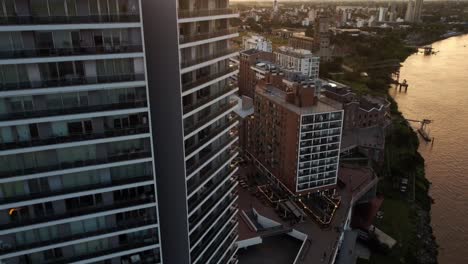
left=369, top=197, right=418, bottom=264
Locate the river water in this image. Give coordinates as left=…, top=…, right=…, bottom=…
left=390, top=34, right=468, bottom=264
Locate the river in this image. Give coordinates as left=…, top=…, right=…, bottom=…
left=390, top=34, right=468, bottom=264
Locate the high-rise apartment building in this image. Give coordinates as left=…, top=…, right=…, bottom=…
left=314, top=16, right=332, bottom=62
left=247, top=71, right=344, bottom=194
left=414, top=0, right=424, bottom=22
left=405, top=0, right=415, bottom=22
left=275, top=46, right=320, bottom=80
left=144, top=0, right=240, bottom=264
left=0, top=1, right=162, bottom=263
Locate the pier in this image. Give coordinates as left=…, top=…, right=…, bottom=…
left=405, top=118, right=433, bottom=142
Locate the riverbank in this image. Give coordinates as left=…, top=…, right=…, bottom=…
left=368, top=96, right=438, bottom=264
left=347, top=36, right=440, bottom=263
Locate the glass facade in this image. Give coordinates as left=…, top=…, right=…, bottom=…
left=0, top=1, right=161, bottom=263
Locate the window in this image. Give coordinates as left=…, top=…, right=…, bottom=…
left=44, top=248, right=63, bottom=261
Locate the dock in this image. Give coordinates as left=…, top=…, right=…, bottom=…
left=406, top=118, right=433, bottom=142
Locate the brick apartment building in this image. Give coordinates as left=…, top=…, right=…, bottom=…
left=246, top=71, right=344, bottom=195
left=238, top=49, right=275, bottom=99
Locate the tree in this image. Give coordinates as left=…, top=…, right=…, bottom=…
left=305, top=25, right=315, bottom=38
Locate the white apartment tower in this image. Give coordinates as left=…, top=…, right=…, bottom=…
left=405, top=0, right=415, bottom=22
left=242, top=35, right=272, bottom=52
left=414, top=0, right=424, bottom=22
left=144, top=0, right=240, bottom=264
left=0, top=0, right=162, bottom=263
left=275, top=46, right=320, bottom=80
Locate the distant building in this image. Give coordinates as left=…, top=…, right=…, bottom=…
left=289, top=33, right=315, bottom=51
left=272, top=28, right=296, bottom=39
left=314, top=16, right=332, bottom=61
left=247, top=73, right=344, bottom=194
left=308, top=9, right=317, bottom=21
left=378, top=7, right=388, bottom=22
left=322, top=83, right=391, bottom=130
left=243, top=35, right=273, bottom=52
left=357, top=19, right=366, bottom=28
left=275, top=46, right=320, bottom=80
left=414, top=0, right=424, bottom=22
left=405, top=0, right=415, bottom=22
left=368, top=15, right=377, bottom=27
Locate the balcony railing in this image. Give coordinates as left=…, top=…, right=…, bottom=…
left=189, top=187, right=236, bottom=230
left=185, top=117, right=238, bottom=156
left=187, top=149, right=236, bottom=195
left=186, top=136, right=238, bottom=176
left=0, top=14, right=140, bottom=25
left=214, top=234, right=238, bottom=264
left=193, top=222, right=237, bottom=264
left=0, top=126, right=149, bottom=151
left=0, top=150, right=151, bottom=179
left=181, top=48, right=238, bottom=69
left=0, top=44, right=142, bottom=59
left=0, top=73, right=145, bottom=92
left=180, top=27, right=238, bottom=45
left=184, top=101, right=237, bottom=136
left=190, top=199, right=236, bottom=248
left=0, top=195, right=155, bottom=232
left=0, top=175, right=153, bottom=205
left=0, top=218, right=157, bottom=256
left=47, top=234, right=160, bottom=264
left=182, top=65, right=238, bottom=93
left=0, top=100, right=147, bottom=121
left=183, top=84, right=236, bottom=114
left=178, top=8, right=236, bottom=19
left=188, top=170, right=235, bottom=213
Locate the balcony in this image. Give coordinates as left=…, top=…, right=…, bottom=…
left=184, top=101, right=237, bottom=137
left=0, top=44, right=142, bottom=60
left=0, top=100, right=147, bottom=122
left=188, top=186, right=237, bottom=230
left=185, top=117, right=238, bottom=156
left=181, top=48, right=238, bottom=69
left=0, top=126, right=149, bottom=152
left=187, top=151, right=236, bottom=195
left=0, top=175, right=153, bottom=206
left=182, top=65, right=238, bottom=93
left=0, top=14, right=140, bottom=26
left=218, top=242, right=238, bottom=264
left=193, top=222, right=237, bottom=264
left=186, top=136, right=238, bottom=176
left=187, top=169, right=236, bottom=213
left=0, top=218, right=157, bottom=257
left=183, top=84, right=237, bottom=115
left=0, top=196, right=155, bottom=232
left=0, top=150, right=151, bottom=179
left=47, top=234, right=160, bottom=264
left=178, top=8, right=237, bottom=19
left=0, top=73, right=145, bottom=92
left=190, top=202, right=237, bottom=251
left=180, top=27, right=238, bottom=45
